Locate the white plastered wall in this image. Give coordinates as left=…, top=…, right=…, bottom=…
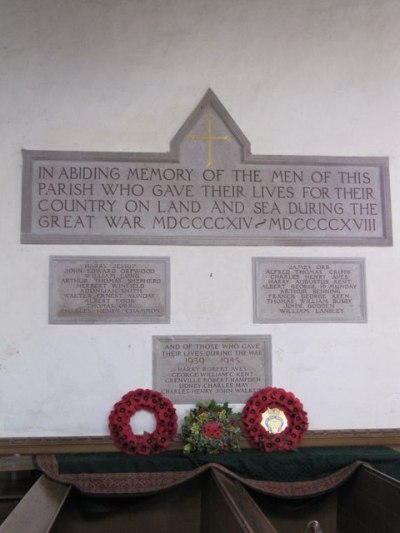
left=0, top=0, right=399, bottom=436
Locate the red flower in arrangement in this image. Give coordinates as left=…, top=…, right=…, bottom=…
left=180, top=401, right=242, bottom=454
left=242, top=387, right=308, bottom=453
left=108, top=389, right=177, bottom=456
left=203, top=421, right=223, bottom=439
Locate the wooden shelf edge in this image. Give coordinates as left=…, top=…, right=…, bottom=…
left=0, top=428, right=399, bottom=456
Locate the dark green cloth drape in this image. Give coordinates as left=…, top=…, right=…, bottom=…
left=52, top=446, right=400, bottom=482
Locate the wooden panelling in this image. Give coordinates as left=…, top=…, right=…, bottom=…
left=0, top=475, right=70, bottom=532
left=201, top=469, right=278, bottom=533
left=337, top=465, right=400, bottom=533
left=251, top=489, right=337, bottom=533
left=0, top=463, right=398, bottom=532
left=52, top=475, right=202, bottom=533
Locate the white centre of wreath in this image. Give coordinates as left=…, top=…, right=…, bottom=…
left=261, top=408, right=288, bottom=434
left=130, top=410, right=157, bottom=435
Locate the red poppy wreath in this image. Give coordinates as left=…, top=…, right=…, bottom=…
left=109, top=389, right=177, bottom=455
left=242, top=387, right=308, bottom=452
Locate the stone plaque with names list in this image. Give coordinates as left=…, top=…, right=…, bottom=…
left=253, top=257, right=367, bottom=323
left=21, top=90, right=392, bottom=246
left=153, top=335, right=272, bottom=404
left=49, top=256, right=170, bottom=324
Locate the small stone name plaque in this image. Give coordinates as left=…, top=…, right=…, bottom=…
left=21, top=90, right=392, bottom=246
left=153, top=335, right=271, bottom=404
left=49, top=256, right=170, bottom=324
left=253, top=257, right=367, bottom=323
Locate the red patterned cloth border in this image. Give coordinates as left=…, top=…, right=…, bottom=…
left=36, top=454, right=362, bottom=498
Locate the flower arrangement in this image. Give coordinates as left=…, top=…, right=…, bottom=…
left=242, top=387, right=308, bottom=452
left=108, top=389, right=177, bottom=455
left=180, top=400, right=242, bottom=454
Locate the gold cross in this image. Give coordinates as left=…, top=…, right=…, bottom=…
left=191, top=115, right=229, bottom=167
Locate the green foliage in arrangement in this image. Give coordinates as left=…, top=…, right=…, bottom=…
left=180, top=400, right=242, bottom=455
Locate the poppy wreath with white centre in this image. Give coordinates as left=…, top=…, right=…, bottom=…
left=242, top=387, right=308, bottom=452
left=109, top=389, right=177, bottom=455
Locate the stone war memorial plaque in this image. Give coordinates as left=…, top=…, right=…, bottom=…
left=153, top=335, right=272, bottom=404
left=49, top=256, right=170, bottom=324
left=21, top=90, right=392, bottom=246
left=253, top=257, right=367, bottom=323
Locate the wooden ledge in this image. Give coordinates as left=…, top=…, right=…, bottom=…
left=0, top=428, right=399, bottom=456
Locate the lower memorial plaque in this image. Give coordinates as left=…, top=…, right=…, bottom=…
left=49, top=256, right=170, bottom=324
left=153, top=335, right=272, bottom=404
left=253, top=257, right=367, bottom=323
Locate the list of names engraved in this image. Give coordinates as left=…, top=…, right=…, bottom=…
left=49, top=256, right=170, bottom=324
left=153, top=335, right=271, bottom=404
left=253, top=258, right=366, bottom=323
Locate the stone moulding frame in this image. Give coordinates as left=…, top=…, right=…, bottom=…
left=48, top=255, right=171, bottom=324
left=252, top=257, right=367, bottom=324
left=152, top=334, right=272, bottom=404
left=21, top=89, right=393, bottom=246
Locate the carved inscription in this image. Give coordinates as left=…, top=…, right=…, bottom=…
left=49, top=256, right=170, bottom=324
left=253, top=258, right=366, bottom=323
left=21, top=91, right=392, bottom=246
left=153, top=335, right=271, bottom=404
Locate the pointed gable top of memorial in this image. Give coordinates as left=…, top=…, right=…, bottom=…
left=21, top=88, right=392, bottom=246
left=170, top=89, right=251, bottom=166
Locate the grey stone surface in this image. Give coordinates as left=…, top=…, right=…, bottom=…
left=21, top=90, right=392, bottom=246
left=253, top=257, right=367, bottom=323
left=153, top=335, right=271, bottom=404
left=49, top=256, right=170, bottom=324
